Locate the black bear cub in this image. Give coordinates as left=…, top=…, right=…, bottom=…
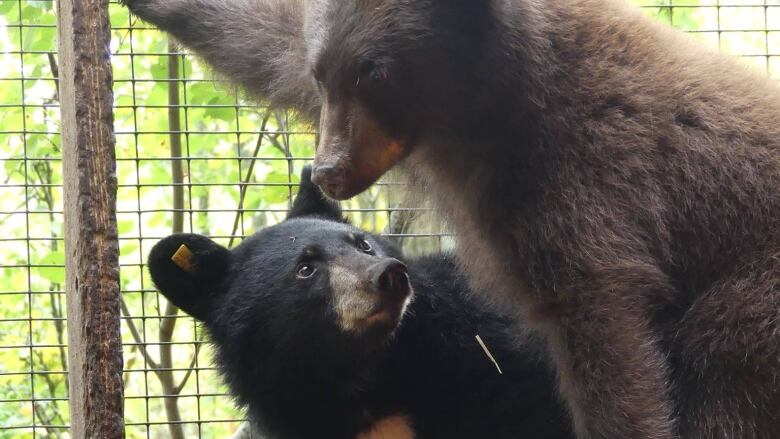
left=148, top=167, right=571, bottom=439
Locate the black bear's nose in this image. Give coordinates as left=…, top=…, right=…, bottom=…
left=368, top=259, right=410, bottom=298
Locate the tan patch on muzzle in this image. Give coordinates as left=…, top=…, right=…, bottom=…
left=329, top=264, right=375, bottom=332
left=315, top=98, right=409, bottom=199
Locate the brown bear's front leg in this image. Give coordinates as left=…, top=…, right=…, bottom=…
left=671, top=250, right=780, bottom=439
left=536, top=256, right=677, bottom=439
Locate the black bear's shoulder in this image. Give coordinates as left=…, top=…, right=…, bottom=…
left=381, top=254, right=568, bottom=439
left=405, top=253, right=516, bottom=332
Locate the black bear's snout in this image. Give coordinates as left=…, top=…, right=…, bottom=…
left=369, top=259, right=410, bottom=299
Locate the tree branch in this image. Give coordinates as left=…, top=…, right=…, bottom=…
left=157, top=37, right=187, bottom=439
left=228, top=112, right=272, bottom=248
left=173, top=344, right=201, bottom=395
left=119, top=298, right=160, bottom=370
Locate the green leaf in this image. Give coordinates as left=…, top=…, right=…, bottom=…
left=118, top=219, right=136, bottom=235
left=4, top=160, right=22, bottom=179
left=203, top=95, right=236, bottom=122
left=260, top=171, right=298, bottom=205
left=148, top=83, right=168, bottom=105
left=29, top=27, right=56, bottom=52
left=38, top=251, right=65, bottom=285
left=30, top=63, right=43, bottom=78
left=0, top=348, right=24, bottom=372
left=109, top=4, right=130, bottom=25
left=0, top=1, right=17, bottom=15
left=120, top=241, right=139, bottom=259
left=150, top=58, right=168, bottom=81
left=187, top=83, right=214, bottom=104
left=21, top=4, right=42, bottom=22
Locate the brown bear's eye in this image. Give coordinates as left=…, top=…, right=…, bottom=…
left=296, top=264, right=317, bottom=279
left=368, top=65, right=389, bottom=83
left=358, top=239, right=373, bottom=254
left=358, top=60, right=389, bottom=87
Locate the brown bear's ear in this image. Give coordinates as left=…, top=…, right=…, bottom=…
left=287, top=165, right=346, bottom=222
left=147, top=234, right=231, bottom=322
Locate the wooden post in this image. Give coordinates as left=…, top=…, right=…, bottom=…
left=57, top=0, right=125, bottom=437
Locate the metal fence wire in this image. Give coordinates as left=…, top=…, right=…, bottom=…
left=0, top=0, right=778, bottom=437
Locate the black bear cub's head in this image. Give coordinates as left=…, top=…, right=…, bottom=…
left=148, top=166, right=413, bottom=367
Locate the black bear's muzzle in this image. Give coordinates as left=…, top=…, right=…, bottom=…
left=368, top=258, right=410, bottom=301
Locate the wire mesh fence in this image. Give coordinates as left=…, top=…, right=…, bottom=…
left=0, top=0, right=777, bottom=437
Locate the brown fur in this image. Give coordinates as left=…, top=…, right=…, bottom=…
left=402, top=3, right=780, bottom=437
left=124, top=0, right=780, bottom=437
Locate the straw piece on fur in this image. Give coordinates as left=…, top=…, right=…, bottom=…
left=475, top=335, right=503, bottom=375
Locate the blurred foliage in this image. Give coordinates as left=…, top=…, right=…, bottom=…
left=0, top=0, right=776, bottom=437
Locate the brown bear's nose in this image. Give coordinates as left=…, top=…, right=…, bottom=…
left=368, top=259, right=410, bottom=299
left=311, top=163, right=345, bottom=192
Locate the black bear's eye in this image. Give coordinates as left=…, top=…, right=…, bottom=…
left=358, top=239, right=373, bottom=254
left=296, top=263, right=317, bottom=279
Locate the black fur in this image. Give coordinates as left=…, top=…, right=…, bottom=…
left=286, top=165, right=344, bottom=221
left=148, top=168, right=572, bottom=439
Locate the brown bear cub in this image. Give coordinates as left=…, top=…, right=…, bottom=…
left=127, top=0, right=780, bottom=437
left=148, top=167, right=572, bottom=439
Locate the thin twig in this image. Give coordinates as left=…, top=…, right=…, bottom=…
left=33, top=401, right=62, bottom=439
left=228, top=112, right=272, bottom=248
left=173, top=344, right=201, bottom=395
left=47, top=52, right=59, bottom=100
left=120, top=298, right=160, bottom=370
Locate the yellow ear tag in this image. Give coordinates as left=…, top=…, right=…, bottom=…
left=171, top=244, right=195, bottom=273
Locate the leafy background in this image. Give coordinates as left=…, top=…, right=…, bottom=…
left=0, top=0, right=777, bottom=437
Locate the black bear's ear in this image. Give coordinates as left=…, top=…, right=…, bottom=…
left=148, top=234, right=231, bottom=322
left=287, top=165, right=345, bottom=221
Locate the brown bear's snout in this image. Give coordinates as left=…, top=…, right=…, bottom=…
left=311, top=162, right=348, bottom=197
